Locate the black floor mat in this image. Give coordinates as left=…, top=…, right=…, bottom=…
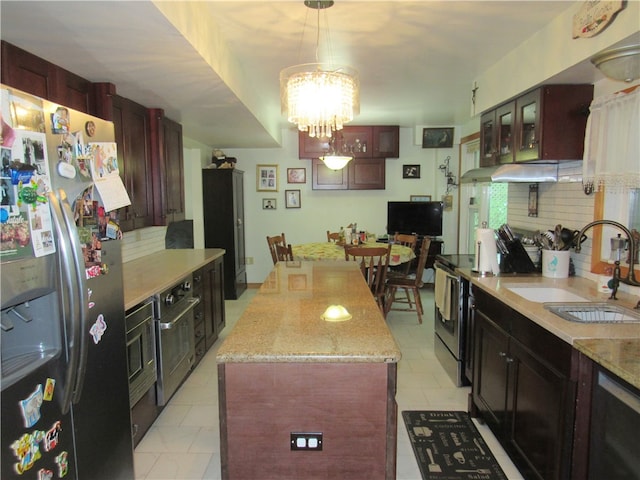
left=402, top=411, right=508, bottom=480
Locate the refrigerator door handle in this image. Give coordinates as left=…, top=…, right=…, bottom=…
left=48, top=189, right=89, bottom=413
left=58, top=189, right=90, bottom=404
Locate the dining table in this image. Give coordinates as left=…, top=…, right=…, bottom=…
left=291, top=241, right=415, bottom=266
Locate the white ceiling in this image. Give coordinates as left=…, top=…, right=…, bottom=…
left=0, top=1, right=613, bottom=149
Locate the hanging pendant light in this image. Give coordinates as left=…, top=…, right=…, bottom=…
left=280, top=1, right=360, bottom=139
left=319, top=131, right=353, bottom=170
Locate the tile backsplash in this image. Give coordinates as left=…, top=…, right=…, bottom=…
left=121, top=226, right=167, bottom=263
left=507, top=167, right=638, bottom=296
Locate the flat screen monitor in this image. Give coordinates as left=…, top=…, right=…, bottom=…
left=387, top=201, right=443, bottom=237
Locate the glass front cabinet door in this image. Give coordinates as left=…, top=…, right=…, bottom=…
left=515, top=89, right=541, bottom=162
left=496, top=101, right=515, bottom=164
left=480, top=110, right=496, bottom=166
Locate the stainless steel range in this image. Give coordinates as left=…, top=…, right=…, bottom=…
left=433, top=254, right=475, bottom=387
left=154, top=275, right=199, bottom=405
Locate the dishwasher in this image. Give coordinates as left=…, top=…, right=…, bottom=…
left=588, top=367, right=640, bottom=480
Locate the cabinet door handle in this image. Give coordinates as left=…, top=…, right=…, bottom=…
left=505, top=357, right=514, bottom=363
left=498, top=351, right=507, bottom=358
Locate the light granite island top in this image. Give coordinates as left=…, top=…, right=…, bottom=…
left=216, top=261, right=402, bottom=363
left=122, top=248, right=225, bottom=310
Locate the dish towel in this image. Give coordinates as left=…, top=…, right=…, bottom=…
left=434, top=269, right=451, bottom=321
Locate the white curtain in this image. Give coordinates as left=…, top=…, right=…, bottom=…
left=583, top=86, right=640, bottom=192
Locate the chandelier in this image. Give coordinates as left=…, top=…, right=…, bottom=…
left=280, top=1, right=360, bottom=139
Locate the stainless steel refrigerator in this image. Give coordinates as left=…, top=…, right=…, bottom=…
left=1, top=85, right=134, bottom=479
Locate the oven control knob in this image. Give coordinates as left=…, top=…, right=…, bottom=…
left=164, top=294, right=175, bottom=306
left=182, top=281, right=192, bottom=291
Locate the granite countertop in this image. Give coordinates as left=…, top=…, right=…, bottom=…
left=216, top=261, right=402, bottom=364
left=459, top=269, right=640, bottom=388
left=573, top=338, right=640, bottom=389
left=122, top=248, right=225, bottom=310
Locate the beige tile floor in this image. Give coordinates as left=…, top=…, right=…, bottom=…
left=134, top=287, right=524, bottom=480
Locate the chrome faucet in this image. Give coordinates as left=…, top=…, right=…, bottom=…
left=575, top=220, right=639, bottom=303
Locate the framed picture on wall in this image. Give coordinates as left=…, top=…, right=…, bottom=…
left=257, top=164, right=278, bottom=192
left=422, top=127, right=454, bottom=148
left=403, top=165, right=421, bottom=179
left=285, top=189, right=301, bottom=208
left=410, top=195, right=432, bottom=202
left=263, top=198, right=277, bottom=210
left=287, top=167, right=306, bottom=184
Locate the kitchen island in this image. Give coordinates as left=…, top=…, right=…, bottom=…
left=216, top=261, right=401, bottom=480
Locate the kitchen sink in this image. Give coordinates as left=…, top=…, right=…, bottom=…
left=503, top=285, right=590, bottom=303
left=544, top=303, right=640, bottom=323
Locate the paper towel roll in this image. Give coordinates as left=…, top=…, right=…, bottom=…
left=474, top=228, right=500, bottom=274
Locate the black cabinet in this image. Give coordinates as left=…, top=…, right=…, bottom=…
left=202, top=169, right=246, bottom=299
left=471, top=286, right=575, bottom=480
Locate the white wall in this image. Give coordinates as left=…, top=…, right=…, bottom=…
left=209, top=127, right=460, bottom=283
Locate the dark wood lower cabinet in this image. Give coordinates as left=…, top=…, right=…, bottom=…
left=192, top=256, right=225, bottom=367
left=219, top=362, right=397, bottom=480
left=471, top=286, right=575, bottom=480
left=130, top=386, right=160, bottom=448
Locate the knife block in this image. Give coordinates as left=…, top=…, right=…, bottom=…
left=499, top=239, right=537, bottom=273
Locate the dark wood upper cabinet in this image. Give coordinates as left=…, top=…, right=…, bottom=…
left=312, top=158, right=385, bottom=190
left=299, top=125, right=399, bottom=160
left=1, top=41, right=93, bottom=113
left=298, top=132, right=331, bottom=159
left=348, top=158, right=385, bottom=190
left=480, top=84, right=593, bottom=166
left=372, top=126, right=400, bottom=158
left=2, top=42, right=187, bottom=233
left=514, top=85, right=593, bottom=162
left=111, top=95, right=153, bottom=232
left=311, top=159, right=349, bottom=190
left=148, top=109, right=185, bottom=226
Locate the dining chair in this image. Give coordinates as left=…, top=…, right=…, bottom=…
left=390, top=232, right=417, bottom=273
left=344, top=244, right=392, bottom=314
left=327, top=230, right=341, bottom=243
left=384, top=237, right=432, bottom=323
left=387, top=232, right=418, bottom=304
left=266, top=233, right=288, bottom=265
left=275, top=243, right=294, bottom=262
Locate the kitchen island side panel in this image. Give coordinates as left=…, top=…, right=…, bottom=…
left=219, top=362, right=396, bottom=480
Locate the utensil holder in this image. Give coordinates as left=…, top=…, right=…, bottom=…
left=542, top=250, right=570, bottom=278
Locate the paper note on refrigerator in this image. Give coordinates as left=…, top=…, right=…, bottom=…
left=88, top=142, right=131, bottom=212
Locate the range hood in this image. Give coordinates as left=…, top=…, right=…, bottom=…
left=460, top=162, right=559, bottom=183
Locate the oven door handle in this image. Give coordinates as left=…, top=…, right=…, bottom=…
left=435, top=264, right=458, bottom=282
left=158, top=297, right=200, bottom=330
